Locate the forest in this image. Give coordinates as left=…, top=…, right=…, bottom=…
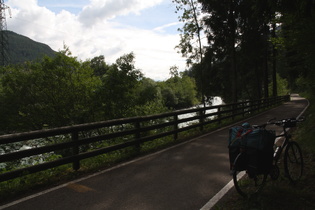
left=0, top=0, right=314, bottom=134
left=0, top=49, right=199, bottom=134
left=174, top=0, right=314, bottom=103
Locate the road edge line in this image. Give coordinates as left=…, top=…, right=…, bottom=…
left=200, top=171, right=245, bottom=210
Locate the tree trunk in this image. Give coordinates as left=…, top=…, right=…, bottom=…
left=229, top=0, right=238, bottom=103
left=263, top=24, right=269, bottom=98
left=272, top=22, right=277, bottom=97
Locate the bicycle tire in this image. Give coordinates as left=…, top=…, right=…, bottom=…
left=232, top=153, right=267, bottom=198
left=284, top=141, right=303, bottom=183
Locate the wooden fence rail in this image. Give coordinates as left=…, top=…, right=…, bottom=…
left=0, top=95, right=290, bottom=182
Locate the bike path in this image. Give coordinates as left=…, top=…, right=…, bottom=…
left=0, top=95, right=309, bottom=210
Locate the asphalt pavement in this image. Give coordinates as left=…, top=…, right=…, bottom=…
left=0, top=94, right=309, bottom=210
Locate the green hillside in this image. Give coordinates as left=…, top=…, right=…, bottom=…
left=5, top=30, right=56, bottom=64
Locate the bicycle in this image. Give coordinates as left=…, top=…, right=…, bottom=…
left=231, top=117, right=305, bottom=198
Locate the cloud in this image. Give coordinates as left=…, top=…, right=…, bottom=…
left=5, top=0, right=186, bottom=80
left=79, top=0, right=163, bottom=26
left=153, top=22, right=182, bottom=33
left=6, top=0, right=37, bottom=10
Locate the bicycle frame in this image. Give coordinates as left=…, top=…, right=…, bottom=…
left=273, top=127, right=291, bottom=163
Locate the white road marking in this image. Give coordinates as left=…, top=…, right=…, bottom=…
left=200, top=171, right=245, bottom=210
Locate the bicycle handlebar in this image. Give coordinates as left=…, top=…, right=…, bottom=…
left=254, top=116, right=305, bottom=129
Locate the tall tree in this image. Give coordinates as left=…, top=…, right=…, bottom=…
left=173, top=0, right=205, bottom=65
left=277, top=0, right=315, bottom=94
left=237, top=0, right=277, bottom=99
left=173, top=0, right=210, bottom=106
left=97, top=52, right=143, bottom=119
left=199, top=0, right=279, bottom=101
left=200, top=0, right=240, bottom=103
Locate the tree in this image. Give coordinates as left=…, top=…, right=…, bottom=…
left=200, top=0, right=241, bottom=103
left=277, top=0, right=315, bottom=94
left=159, top=73, right=198, bottom=109
left=137, top=78, right=160, bottom=105
left=97, top=52, right=144, bottom=119
left=169, top=65, right=179, bottom=78
left=198, top=0, right=279, bottom=102
left=173, top=0, right=205, bottom=65
left=237, top=0, right=277, bottom=99
left=89, top=55, right=109, bottom=77
left=0, top=49, right=101, bottom=132
left=173, top=0, right=208, bottom=105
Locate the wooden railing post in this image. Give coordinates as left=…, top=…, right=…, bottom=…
left=135, top=120, right=141, bottom=152
left=174, top=114, right=178, bottom=140
left=72, top=131, right=80, bottom=171
left=261, top=98, right=264, bottom=109
left=199, top=109, right=205, bottom=132
left=217, top=107, right=221, bottom=124
left=253, top=100, right=256, bottom=112
left=242, top=101, right=246, bottom=117
left=232, top=104, right=237, bottom=120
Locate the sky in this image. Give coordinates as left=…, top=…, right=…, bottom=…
left=3, top=0, right=187, bottom=80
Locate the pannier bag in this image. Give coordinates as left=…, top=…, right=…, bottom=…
left=228, top=123, right=276, bottom=172
left=228, top=125, right=252, bottom=170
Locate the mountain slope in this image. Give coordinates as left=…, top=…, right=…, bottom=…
left=5, top=30, right=56, bottom=64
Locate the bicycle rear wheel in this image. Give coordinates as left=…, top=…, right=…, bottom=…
left=284, top=141, right=303, bottom=183
left=232, top=153, right=267, bottom=198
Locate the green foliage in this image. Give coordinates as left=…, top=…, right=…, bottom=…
left=0, top=49, right=200, bottom=134
left=96, top=52, right=144, bottom=119
left=88, top=55, right=109, bottom=77
left=0, top=49, right=101, bottom=132
left=159, top=73, right=199, bottom=109
left=132, top=78, right=169, bottom=116
left=269, top=73, right=289, bottom=97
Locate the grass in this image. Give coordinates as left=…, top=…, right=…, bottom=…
left=213, top=96, right=315, bottom=210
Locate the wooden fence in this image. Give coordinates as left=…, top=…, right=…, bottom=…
left=0, top=95, right=290, bottom=182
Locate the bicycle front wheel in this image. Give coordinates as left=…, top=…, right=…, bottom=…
left=232, top=153, right=267, bottom=198
left=284, top=141, right=303, bottom=183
